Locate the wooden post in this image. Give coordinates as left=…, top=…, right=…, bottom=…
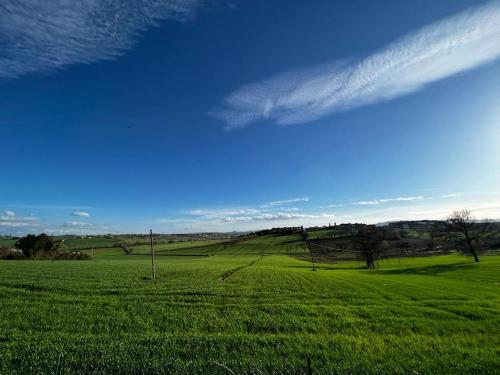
left=150, top=229, right=156, bottom=280
left=91, top=247, right=94, bottom=260
left=308, top=244, right=316, bottom=271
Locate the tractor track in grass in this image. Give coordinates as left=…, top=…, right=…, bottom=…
left=219, top=256, right=264, bottom=281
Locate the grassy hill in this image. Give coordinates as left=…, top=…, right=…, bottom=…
left=0, top=234, right=498, bottom=374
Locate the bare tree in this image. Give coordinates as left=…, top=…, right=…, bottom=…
left=114, top=242, right=133, bottom=255
left=353, top=225, right=386, bottom=268
left=446, top=210, right=492, bottom=262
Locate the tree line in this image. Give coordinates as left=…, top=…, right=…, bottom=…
left=1, top=209, right=497, bottom=263
left=306, top=209, right=497, bottom=268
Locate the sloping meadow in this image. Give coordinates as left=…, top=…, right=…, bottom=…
left=0, top=236, right=498, bottom=374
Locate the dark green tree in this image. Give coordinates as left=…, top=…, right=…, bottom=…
left=15, top=233, right=58, bottom=258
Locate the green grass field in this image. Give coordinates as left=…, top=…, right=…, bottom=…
left=0, top=235, right=499, bottom=374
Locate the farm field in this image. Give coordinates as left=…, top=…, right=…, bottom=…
left=0, top=235, right=499, bottom=374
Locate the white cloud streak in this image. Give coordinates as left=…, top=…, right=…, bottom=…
left=212, top=2, right=500, bottom=129
left=352, top=196, right=424, bottom=205
left=222, top=212, right=332, bottom=223
left=262, top=197, right=310, bottom=207
left=64, top=221, right=93, bottom=228
left=439, top=193, right=460, bottom=199
left=0, top=0, right=200, bottom=78
left=167, top=196, right=337, bottom=231
left=0, top=208, right=110, bottom=235
left=185, top=197, right=310, bottom=220
left=186, top=208, right=261, bottom=218
left=0, top=222, right=31, bottom=228
left=0, top=214, right=39, bottom=228
left=1, top=204, right=92, bottom=210
left=352, top=200, right=381, bottom=206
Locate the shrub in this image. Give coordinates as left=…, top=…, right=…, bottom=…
left=114, top=242, right=133, bottom=255
left=2, top=242, right=89, bottom=261
left=1, top=246, right=26, bottom=260
left=15, top=233, right=59, bottom=258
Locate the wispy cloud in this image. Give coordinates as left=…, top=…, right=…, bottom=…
left=0, top=207, right=110, bottom=235
left=0, top=0, right=201, bottom=78
left=381, top=196, right=424, bottom=203
left=352, top=200, right=381, bottom=206
left=212, top=2, right=500, bottom=129
left=222, top=212, right=332, bottom=223
left=186, top=208, right=261, bottom=218
left=159, top=196, right=339, bottom=231
left=353, top=196, right=424, bottom=205
left=1, top=204, right=92, bottom=210
left=439, top=193, right=460, bottom=199
left=321, top=204, right=344, bottom=208
left=3, top=210, right=15, bottom=217
left=0, top=222, right=32, bottom=228
left=63, top=221, right=93, bottom=228
left=0, top=214, right=39, bottom=228
left=263, top=196, right=310, bottom=207
left=185, top=197, right=310, bottom=219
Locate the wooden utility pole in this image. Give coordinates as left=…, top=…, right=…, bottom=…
left=150, top=229, right=156, bottom=280
left=307, top=243, right=316, bottom=271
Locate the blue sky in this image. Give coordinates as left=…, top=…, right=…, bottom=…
left=1, top=0, right=500, bottom=234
